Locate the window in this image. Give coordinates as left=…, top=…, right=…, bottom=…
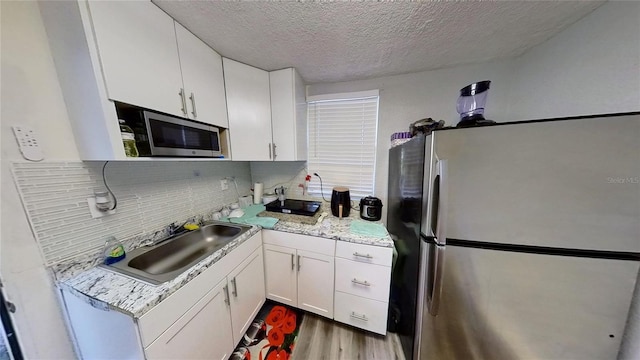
left=307, top=90, right=379, bottom=200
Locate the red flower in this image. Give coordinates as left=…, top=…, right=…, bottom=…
left=267, top=327, right=285, bottom=347
left=266, top=349, right=289, bottom=360
left=281, top=312, right=297, bottom=334
left=265, top=306, right=287, bottom=328
left=305, top=175, right=311, bottom=182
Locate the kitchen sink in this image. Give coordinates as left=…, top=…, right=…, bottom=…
left=101, top=221, right=251, bottom=285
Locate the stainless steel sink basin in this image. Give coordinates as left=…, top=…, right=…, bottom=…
left=101, top=222, right=251, bottom=284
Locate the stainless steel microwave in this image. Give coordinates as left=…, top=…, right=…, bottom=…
left=143, top=111, right=222, bottom=157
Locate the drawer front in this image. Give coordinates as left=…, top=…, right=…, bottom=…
left=262, top=230, right=335, bottom=256
left=335, top=241, right=392, bottom=267
left=334, top=291, right=388, bottom=335
left=335, top=258, right=391, bottom=302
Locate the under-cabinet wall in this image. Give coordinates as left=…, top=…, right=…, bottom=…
left=11, top=161, right=251, bottom=266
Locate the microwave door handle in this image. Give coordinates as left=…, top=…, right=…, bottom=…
left=189, top=92, right=197, bottom=118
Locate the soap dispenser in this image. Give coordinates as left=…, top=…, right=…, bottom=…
left=103, top=236, right=125, bottom=265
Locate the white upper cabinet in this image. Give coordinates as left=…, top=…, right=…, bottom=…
left=88, top=1, right=185, bottom=118
left=270, top=68, right=308, bottom=161
left=174, top=23, right=229, bottom=128
left=40, top=0, right=231, bottom=160
left=223, top=61, right=308, bottom=161
left=223, top=58, right=273, bottom=161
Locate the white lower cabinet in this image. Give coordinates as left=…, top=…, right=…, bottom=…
left=296, top=249, right=334, bottom=317
left=263, top=244, right=298, bottom=307
left=334, top=241, right=393, bottom=335
left=263, top=231, right=335, bottom=319
left=145, top=279, right=234, bottom=360
left=334, top=291, right=389, bottom=335
left=228, top=247, right=266, bottom=343
left=62, top=231, right=264, bottom=360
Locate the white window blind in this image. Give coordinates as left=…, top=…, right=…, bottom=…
left=307, top=92, right=379, bottom=200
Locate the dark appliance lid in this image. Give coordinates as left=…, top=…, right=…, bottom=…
left=265, top=199, right=321, bottom=216
left=360, top=196, right=383, bottom=206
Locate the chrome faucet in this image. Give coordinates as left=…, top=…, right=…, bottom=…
left=275, top=186, right=286, bottom=206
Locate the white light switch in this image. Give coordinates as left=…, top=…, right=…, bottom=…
left=12, top=126, right=44, bottom=161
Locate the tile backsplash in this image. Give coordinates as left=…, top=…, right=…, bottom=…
left=11, top=161, right=251, bottom=266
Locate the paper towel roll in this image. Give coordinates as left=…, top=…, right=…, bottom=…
left=253, top=182, right=264, bottom=204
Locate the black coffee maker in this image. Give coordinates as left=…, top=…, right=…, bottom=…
left=331, top=187, right=350, bottom=218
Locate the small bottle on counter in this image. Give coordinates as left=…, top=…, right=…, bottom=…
left=103, top=236, right=126, bottom=265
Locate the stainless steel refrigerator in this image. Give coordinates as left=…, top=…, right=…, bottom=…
left=387, top=114, right=640, bottom=360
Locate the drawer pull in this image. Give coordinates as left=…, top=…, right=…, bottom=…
left=352, top=278, right=371, bottom=287
left=350, top=311, right=369, bottom=322
left=231, top=278, right=238, bottom=297
left=353, top=252, right=373, bottom=259
left=223, top=285, right=230, bottom=305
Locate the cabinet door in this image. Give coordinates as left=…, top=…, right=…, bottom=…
left=175, top=23, right=229, bottom=128
left=269, top=68, right=307, bottom=161
left=145, top=279, right=234, bottom=360
left=264, top=244, right=297, bottom=307
left=297, top=250, right=334, bottom=319
left=88, top=1, right=185, bottom=118
left=223, top=58, right=273, bottom=161
left=229, top=247, right=266, bottom=344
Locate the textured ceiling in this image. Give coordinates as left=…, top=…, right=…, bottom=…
left=153, top=1, right=605, bottom=84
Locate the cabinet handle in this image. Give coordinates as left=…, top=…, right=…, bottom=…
left=189, top=92, right=197, bottom=118
left=353, top=252, right=373, bottom=259
left=179, top=88, right=188, bottom=116
left=297, top=255, right=301, bottom=272
left=272, top=143, right=277, bottom=160
left=350, top=311, right=369, bottom=322
left=231, top=278, right=238, bottom=297
left=223, top=284, right=230, bottom=305
left=352, top=278, right=371, bottom=287
left=268, top=143, right=272, bottom=159
left=291, top=253, right=295, bottom=271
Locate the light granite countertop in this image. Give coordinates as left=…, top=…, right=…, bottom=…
left=58, top=225, right=262, bottom=318
left=57, top=203, right=393, bottom=318
left=269, top=203, right=393, bottom=248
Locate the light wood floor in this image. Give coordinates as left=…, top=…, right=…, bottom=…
left=291, top=314, right=406, bottom=360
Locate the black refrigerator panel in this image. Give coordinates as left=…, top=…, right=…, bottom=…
left=386, top=136, right=426, bottom=360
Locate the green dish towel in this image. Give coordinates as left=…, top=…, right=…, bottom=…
left=230, top=216, right=279, bottom=229
left=222, top=204, right=279, bottom=229
left=349, top=220, right=388, bottom=238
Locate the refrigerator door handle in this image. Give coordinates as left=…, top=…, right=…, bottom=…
left=428, top=159, right=448, bottom=315
left=433, top=159, right=448, bottom=246
left=427, top=244, right=446, bottom=315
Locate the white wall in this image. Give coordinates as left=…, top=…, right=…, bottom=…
left=1, top=1, right=78, bottom=358
left=307, top=59, right=518, bottom=221
left=506, top=1, right=640, bottom=120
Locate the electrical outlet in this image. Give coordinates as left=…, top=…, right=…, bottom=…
left=87, top=197, right=116, bottom=218
left=220, top=179, right=229, bottom=190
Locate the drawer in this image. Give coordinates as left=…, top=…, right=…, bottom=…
left=335, top=258, right=391, bottom=302
left=262, top=230, right=335, bottom=256
left=334, top=291, right=388, bottom=335
left=335, top=241, right=392, bottom=267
